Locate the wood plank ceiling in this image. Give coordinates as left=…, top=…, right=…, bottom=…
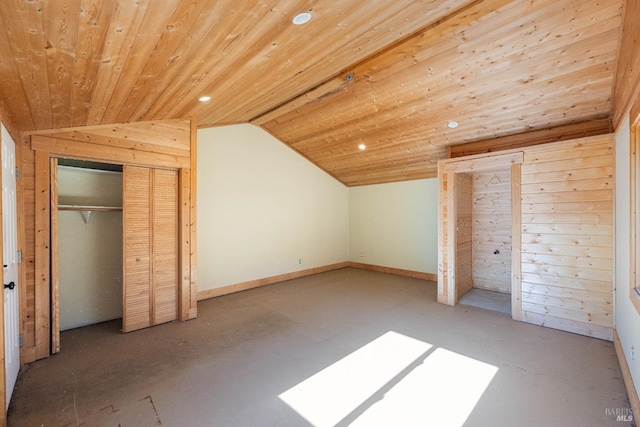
left=0, top=0, right=624, bottom=186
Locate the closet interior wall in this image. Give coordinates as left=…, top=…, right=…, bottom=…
left=57, top=165, right=123, bottom=332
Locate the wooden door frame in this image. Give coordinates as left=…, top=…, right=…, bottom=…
left=437, top=151, right=523, bottom=321
left=32, top=141, right=196, bottom=357
left=47, top=156, right=193, bottom=354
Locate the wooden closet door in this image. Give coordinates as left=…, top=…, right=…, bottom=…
left=152, top=169, right=178, bottom=325
left=123, top=166, right=178, bottom=332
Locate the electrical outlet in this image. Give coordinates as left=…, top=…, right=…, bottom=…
left=360, top=252, right=363, bottom=258
left=299, top=258, right=302, bottom=265
left=632, top=345, right=635, bottom=361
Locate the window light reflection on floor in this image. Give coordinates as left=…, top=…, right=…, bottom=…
left=278, top=331, right=498, bottom=427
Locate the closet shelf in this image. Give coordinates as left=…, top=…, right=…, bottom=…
left=58, top=205, right=122, bottom=212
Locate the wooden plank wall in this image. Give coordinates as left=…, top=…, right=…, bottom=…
left=520, top=136, right=614, bottom=340
left=472, top=170, right=512, bottom=294
left=438, top=135, right=613, bottom=340
left=19, top=118, right=196, bottom=363
left=455, top=173, right=473, bottom=299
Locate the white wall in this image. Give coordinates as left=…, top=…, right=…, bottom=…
left=614, top=115, right=640, bottom=392
left=349, top=179, right=438, bottom=274
left=58, top=167, right=123, bottom=330
left=197, top=124, right=349, bottom=290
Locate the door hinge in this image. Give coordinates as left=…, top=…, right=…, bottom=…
left=16, top=251, right=21, bottom=264
left=19, top=334, right=23, bottom=348
left=15, top=167, right=19, bottom=180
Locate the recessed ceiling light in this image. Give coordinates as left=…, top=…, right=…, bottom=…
left=358, top=144, right=366, bottom=150
left=447, top=121, right=459, bottom=129
left=199, top=95, right=211, bottom=102
left=292, top=12, right=312, bottom=25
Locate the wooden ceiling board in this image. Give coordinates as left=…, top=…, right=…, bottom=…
left=0, top=0, right=626, bottom=186
left=147, top=0, right=472, bottom=124
left=260, top=0, right=622, bottom=184
left=612, top=0, right=640, bottom=127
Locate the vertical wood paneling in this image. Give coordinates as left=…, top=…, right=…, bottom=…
left=152, top=169, right=178, bottom=325
left=123, top=166, right=152, bottom=332
left=472, top=170, right=512, bottom=293
left=455, top=173, right=473, bottom=298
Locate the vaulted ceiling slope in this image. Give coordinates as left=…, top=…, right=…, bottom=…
left=0, top=0, right=626, bottom=185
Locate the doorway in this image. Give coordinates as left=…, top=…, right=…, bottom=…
left=55, top=160, right=123, bottom=335
left=456, top=169, right=513, bottom=315
left=50, top=159, right=182, bottom=352
left=437, top=152, right=523, bottom=320
left=2, top=122, right=19, bottom=408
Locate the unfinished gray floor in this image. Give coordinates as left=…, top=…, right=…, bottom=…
left=458, top=288, right=511, bottom=316
left=8, top=268, right=633, bottom=426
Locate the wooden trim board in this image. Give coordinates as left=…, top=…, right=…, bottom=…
left=197, top=262, right=350, bottom=300
left=50, top=158, right=60, bottom=354
left=197, top=262, right=436, bottom=301
left=348, top=262, right=437, bottom=281
left=614, top=330, right=640, bottom=421
left=34, top=150, right=51, bottom=360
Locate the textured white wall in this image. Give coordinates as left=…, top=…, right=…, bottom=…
left=349, top=179, right=438, bottom=274
left=614, top=115, right=640, bottom=393
left=58, top=167, right=123, bottom=330
left=197, top=124, right=349, bottom=290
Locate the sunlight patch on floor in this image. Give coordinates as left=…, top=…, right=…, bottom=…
left=350, top=347, right=499, bottom=426
left=278, top=331, right=432, bottom=426
left=279, top=331, right=498, bottom=427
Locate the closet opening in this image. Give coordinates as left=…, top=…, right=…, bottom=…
left=456, top=169, right=512, bottom=316
left=53, top=158, right=123, bottom=351
left=437, top=151, right=522, bottom=321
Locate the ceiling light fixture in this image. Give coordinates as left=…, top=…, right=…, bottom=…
left=447, top=121, right=459, bottom=129
left=292, top=12, right=312, bottom=25
left=199, top=95, right=211, bottom=102
left=358, top=144, right=366, bottom=150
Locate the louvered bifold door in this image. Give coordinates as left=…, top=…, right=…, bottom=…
left=152, top=169, right=178, bottom=325
left=123, top=166, right=178, bottom=333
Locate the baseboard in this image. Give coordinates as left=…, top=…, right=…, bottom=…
left=614, top=329, right=640, bottom=420
left=197, top=262, right=350, bottom=301
left=197, top=262, right=437, bottom=301
left=348, top=262, right=437, bottom=281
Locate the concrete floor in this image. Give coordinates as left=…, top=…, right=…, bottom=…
left=7, top=268, right=634, bottom=426
left=458, top=288, right=512, bottom=316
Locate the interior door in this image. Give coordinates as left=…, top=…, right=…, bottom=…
left=123, top=166, right=178, bottom=332
left=2, top=123, right=19, bottom=409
